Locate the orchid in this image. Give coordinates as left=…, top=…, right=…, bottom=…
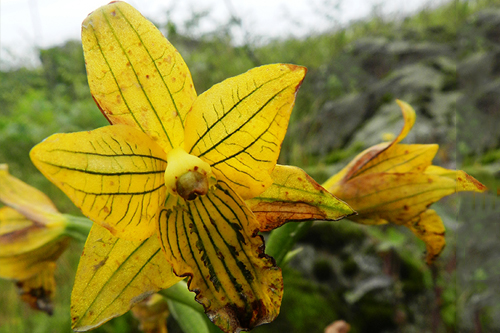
left=29, top=2, right=353, bottom=332
left=0, top=164, right=71, bottom=314
left=323, top=100, right=487, bottom=263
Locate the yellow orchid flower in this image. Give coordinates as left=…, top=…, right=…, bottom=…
left=27, top=2, right=348, bottom=332
left=0, top=164, right=71, bottom=314
left=323, top=100, right=487, bottom=264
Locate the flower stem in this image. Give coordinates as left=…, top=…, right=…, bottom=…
left=63, top=214, right=93, bottom=242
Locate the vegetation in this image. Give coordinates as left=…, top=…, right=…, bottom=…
left=1, top=0, right=498, bottom=332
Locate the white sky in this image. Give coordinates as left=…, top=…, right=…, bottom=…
left=1, top=0, right=437, bottom=68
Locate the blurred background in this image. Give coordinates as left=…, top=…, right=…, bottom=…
left=1, top=0, right=499, bottom=332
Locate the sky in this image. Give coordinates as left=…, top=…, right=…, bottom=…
left=0, top=0, right=438, bottom=68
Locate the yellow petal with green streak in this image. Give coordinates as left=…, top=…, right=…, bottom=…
left=0, top=206, right=67, bottom=258
left=82, top=1, right=196, bottom=151
left=335, top=172, right=457, bottom=226
left=185, top=64, right=307, bottom=200
left=0, top=164, right=62, bottom=224
left=407, top=209, right=446, bottom=264
left=30, top=125, right=167, bottom=241
left=246, top=165, right=354, bottom=231
left=16, top=261, right=57, bottom=315
left=157, top=181, right=283, bottom=332
left=71, top=224, right=181, bottom=332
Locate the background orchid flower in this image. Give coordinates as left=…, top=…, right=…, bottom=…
left=323, top=100, right=487, bottom=264
left=0, top=164, right=71, bottom=314
left=26, top=2, right=351, bottom=332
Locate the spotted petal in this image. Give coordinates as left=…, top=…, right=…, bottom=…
left=158, top=182, right=283, bottom=332
left=185, top=64, right=306, bottom=199
left=30, top=125, right=167, bottom=241
left=407, top=209, right=446, bottom=264
left=82, top=1, right=196, bottom=150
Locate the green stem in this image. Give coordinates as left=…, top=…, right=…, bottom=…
left=159, top=280, right=205, bottom=315
left=265, top=220, right=314, bottom=266
left=63, top=214, right=93, bottom=242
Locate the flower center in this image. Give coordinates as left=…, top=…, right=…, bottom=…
left=164, top=147, right=213, bottom=201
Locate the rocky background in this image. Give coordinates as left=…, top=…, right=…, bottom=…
left=1, top=1, right=499, bottom=332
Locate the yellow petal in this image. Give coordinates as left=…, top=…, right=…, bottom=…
left=0, top=206, right=68, bottom=259
left=0, top=164, right=62, bottom=224
left=0, top=206, right=32, bottom=235
left=158, top=181, right=283, bottom=332
left=16, top=262, right=57, bottom=315
left=246, top=165, right=354, bottom=231
left=322, top=142, right=389, bottom=191
left=394, top=99, right=416, bottom=145
left=71, top=224, right=181, bottom=331
left=334, top=172, right=457, bottom=226
left=30, top=125, right=167, bottom=241
left=425, top=166, right=487, bottom=193
left=0, top=209, right=70, bottom=280
left=82, top=1, right=196, bottom=151
left=323, top=99, right=417, bottom=187
left=185, top=64, right=307, bottom=200
left=407, top=209, right=446, bottom=264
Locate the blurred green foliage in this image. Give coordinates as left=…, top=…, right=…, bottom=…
left=1, top=0, right=499, bottom=332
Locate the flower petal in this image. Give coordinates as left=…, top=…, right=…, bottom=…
left=407, top=209, right=446, bottom=264
left=71, top=224, right=181, bottom=331
left=82, top=1, right=196, bottom=151
left=0, top=206, right=68, bottom=261
left=30, top=125, right=167, bottom=241
left=425, top=166, right=487, bottom=192
left=16, top=262, right=57, bottom=315
left=185, top=64, right=307, bottom=199
left=336, top=172, right=457, bottom=225
left=0, top=207, right=69, bottom=280
left=246, top=165, right=355, bottom=231
left=323, top=99, right=417, bottom=186
left=0, top=164, right=61, bottom=224
left=157, top=182, right=283, bottom=332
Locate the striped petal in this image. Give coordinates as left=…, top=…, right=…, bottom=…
left=158, top=182, right=283, bottom=332
left=247, top=165, right=354, bottom=231
left=337, top=172, right=458, bottom=225
left=30, top=125, right=167, bottom=241
left=185, top=64, right=306, bottom=200
left=82, top=1, right=196, bottom=151
left=71, top=224, right=181, bottom=331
